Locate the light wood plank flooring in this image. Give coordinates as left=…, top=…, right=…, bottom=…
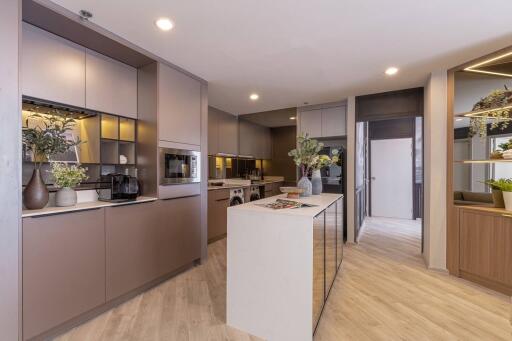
left=57, top=217, right=511, bottom=341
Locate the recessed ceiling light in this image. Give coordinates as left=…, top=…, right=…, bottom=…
left=250, top=93, right=259, bottom=101
left=456, top=118, right=464, bottom=121
left=155, top=18, right=174, bottom=31
left=289, top=116, right=296, bottom=120
left=385, top=67, right=399, bottom=76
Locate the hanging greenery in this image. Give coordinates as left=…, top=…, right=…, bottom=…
left=469, top=86, right=512, bottom=137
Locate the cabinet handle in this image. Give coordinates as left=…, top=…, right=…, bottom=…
left=28, top=207, right=102, bottom=218
left=216, top=198, right=230, bottom=202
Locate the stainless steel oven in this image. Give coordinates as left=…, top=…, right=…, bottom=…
left=159, top=148, right=200, bottom=185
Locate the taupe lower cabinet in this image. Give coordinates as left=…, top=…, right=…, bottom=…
left=23, top=209, right=106, bottom=340
left=312, top=198, right=344, bottom=333
left=106, top=197, right=201, bottom=300
left=22, top=197, right=201, bottom=340
left=208, top=189, right=230, bottom=242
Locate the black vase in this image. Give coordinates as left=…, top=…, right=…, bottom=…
left=23, top=168, right=49, bottom=209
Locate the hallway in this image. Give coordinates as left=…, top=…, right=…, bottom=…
left=315, top=217, right=511, bottom=340
left=57, top=218, right=511, bottom=341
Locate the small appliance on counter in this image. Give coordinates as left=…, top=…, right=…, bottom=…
left=97, top=173, right=139, bottom=202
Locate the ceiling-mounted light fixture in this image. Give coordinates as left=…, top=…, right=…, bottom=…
left=155, top=18, right=174, bottom=31
left=250, top=93, right=259, bottom=101
left=289, top=116, right=296, bottom=120
left=385, top=67, right=399, bottom=76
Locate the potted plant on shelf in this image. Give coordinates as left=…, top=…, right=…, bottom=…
left=51, top=163, right=88, bottom=207
left=310, top=150, right=340, bottom=195
left=22, top=113, right=81, bottom=209
left=288, top=134, right=323, bottom=197
left=484, top=178, right=512, bottom=210
left=469, top=86, right=512, bottom=138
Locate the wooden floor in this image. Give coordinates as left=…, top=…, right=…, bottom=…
left=57, top=217, right=511, bottom=341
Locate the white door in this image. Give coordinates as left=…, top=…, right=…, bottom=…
left=371, top=138, right=413, bottom=219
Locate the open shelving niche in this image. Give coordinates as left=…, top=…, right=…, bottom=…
left=22, top=98, right=138, bottom=189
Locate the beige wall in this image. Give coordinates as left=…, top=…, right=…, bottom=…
left=423, top=70, right=448, bottom=270
left=0, top=0, right=21, bottom=340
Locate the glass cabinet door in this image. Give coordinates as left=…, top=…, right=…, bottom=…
left=325, top=203, right=337, bottom=297
left=312, top=211, right=325, bottom=331
left=336, top=198, right=344, bottom=269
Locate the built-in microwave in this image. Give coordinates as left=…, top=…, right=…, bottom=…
left=159, top=148, right=200, bottom=185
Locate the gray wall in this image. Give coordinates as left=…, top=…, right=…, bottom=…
left=0, top=0, right=21, bottom=340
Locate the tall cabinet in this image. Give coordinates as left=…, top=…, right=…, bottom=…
left=158, top=63, right=202, bottom=146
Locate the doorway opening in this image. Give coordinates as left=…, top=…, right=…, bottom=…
left=355, top=116, right=424, bottom=253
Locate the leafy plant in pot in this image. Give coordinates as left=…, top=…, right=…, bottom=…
left=51, top=163, right=88, bottom=207
left=22, top=113, right=81, bottom=209
left=310, top=150, right=340, bottom=195
left=288, top=134, right=323, bottom=197
left=484, top=179, right=512, bottom=210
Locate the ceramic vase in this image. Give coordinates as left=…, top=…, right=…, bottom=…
left=23, top=168, right=49, bottom=209
left=492, top=189, right=505, bottom=208
left=298, top=176, right=312, bottom=197
left=502, top=191, right=512, bottom=211
left=56, top=187, right=77, bottom=207
left=311, top=169, right=323, bottom=195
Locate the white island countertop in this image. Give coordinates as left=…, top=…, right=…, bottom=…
left=228, top=192, right=343, bottom=217
left=227, top=193, right=344, bottom=341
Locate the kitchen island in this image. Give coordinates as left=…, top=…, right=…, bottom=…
left=227, top=193, right=344, bottom=341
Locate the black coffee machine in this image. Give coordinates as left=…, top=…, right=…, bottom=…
left=98, top=173, right=139, bottom=202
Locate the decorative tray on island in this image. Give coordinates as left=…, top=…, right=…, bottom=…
left=256, top=199, right=318, bottom=210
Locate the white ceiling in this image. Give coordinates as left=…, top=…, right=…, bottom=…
left=51, top=0, right=512, bottom=115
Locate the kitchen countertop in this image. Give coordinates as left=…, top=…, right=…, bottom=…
left=207, top=179, right=285, bottom=191
left=22, top=196, right=159, bottom=218
left=229, top=193, right=343, bottom=217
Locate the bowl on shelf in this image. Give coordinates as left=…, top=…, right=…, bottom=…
left=280, top=187, right=304, bottom=199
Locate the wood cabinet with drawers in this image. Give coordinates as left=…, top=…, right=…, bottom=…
left=455, top=206, right=512, bottom=295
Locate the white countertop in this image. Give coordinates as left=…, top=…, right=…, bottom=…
left=229, top=193, right=343, bottom=217
left=22, top=196, right=159, bottom=218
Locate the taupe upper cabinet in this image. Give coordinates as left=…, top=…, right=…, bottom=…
left=209, top=107, right=238, bottom=155
left=85, top=49, right=137, bottom=118
left=321, top=106, right=346, bottom=137
left=208, top=108, right=220, bottom=155
left=218, top=111, right=239, bottom=155
left=158, top=63, right=201, bottom=146
left=299, top=109, right=322, bottom=138
left=22, top=23, right=86, bottom=107
left=299, top=105, right=347, bottom=138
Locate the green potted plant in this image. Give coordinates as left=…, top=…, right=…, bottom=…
left=51, top=163, right=88, bottom=207
left=310, top=151, right=340, bottom=195
left=484, top=179, right=512, bottom=210
left=288, top=134, right=323, bottom=197
left=22, top=113, right=81, bottom=209
left=469, top=86, right=512, bottom=137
